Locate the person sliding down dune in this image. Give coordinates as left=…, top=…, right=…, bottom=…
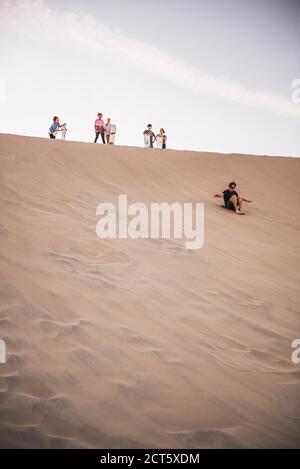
left=214, top=181, right=252, bottom=215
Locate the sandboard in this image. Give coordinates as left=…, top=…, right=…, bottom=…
left=156, top=136, right=163, bottom=149
left=109, top=132, right=116, bottom=145
left=144, top=133, right=150, bottom=148
left=221, top=205, right=245, bottom=215
left=61, top=123, right=67, bottom=140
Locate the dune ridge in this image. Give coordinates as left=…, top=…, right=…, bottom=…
left=0, top=133, right=299, bottom=448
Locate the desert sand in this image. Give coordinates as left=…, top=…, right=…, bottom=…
left=0, top=133, right=299, bottom=448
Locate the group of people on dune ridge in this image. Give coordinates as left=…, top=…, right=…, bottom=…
left=48, top=116, right=167, bottom=149
left=93, top=113, right=116, bottom=144
left=48, top=114, right=117, bottom=144
left=48, top=118, right=253, bottom=215
left=143, top=124, right=167, bottom=149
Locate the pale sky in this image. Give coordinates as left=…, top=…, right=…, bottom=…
left=0, top=0, right=299, bottom=156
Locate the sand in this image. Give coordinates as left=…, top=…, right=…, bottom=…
left=0, top=133, right=299, bottom=448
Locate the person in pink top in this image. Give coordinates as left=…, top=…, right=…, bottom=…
left=94, top=112, right=106, bottom=144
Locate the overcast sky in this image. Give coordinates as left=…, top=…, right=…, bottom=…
left=0, top=0, right=299, bottom=156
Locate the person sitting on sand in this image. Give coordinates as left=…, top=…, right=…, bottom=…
left=143, top=124, right=156, bottom=148
left=49, top=116, right=66, bottom=139
left=94, top=113, right=106, bottom=144
left=214, top=181, right=252, bottom=215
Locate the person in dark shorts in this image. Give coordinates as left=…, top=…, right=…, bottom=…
left=214, top=181, right=252, bottom=215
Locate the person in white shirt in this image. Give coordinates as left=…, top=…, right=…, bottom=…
left=105, top=118, right=117, bottom=144
left=156, top=133, right=163, bottom=149
left=156, top=128, right=167, bottom=149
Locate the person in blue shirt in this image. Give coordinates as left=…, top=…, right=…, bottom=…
left=214, top=181, right=252, bottom=215
left=49, top=116, right=65, bottom=139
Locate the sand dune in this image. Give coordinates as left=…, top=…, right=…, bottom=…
left=0, top=133, right=299, bottom=448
